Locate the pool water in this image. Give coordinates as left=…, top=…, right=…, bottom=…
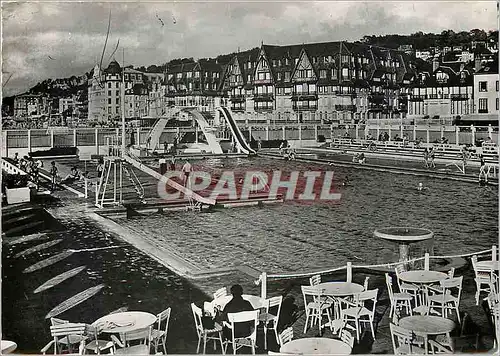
left=114, top=157, right=499, bottom=274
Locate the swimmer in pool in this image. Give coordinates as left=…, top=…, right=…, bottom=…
left=417, top=182, right=428, bottom=191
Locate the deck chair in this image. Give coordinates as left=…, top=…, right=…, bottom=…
left=278, top=327, right=293, bottom=346
left=111, top=326, right=152, bottom=355
left=41, top=323, right=88, bottom=355
left=151, top=307, right=171, bottom=354
left=191, top=302, right=225, bottom=354
left=389, top=323, right=425, bottom=355
left=226, top=310, right=260, bottom=355
left=259, top=295, right=283, bottom=350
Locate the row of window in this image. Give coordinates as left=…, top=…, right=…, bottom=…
left=168, top=72, right=220, bottom=80
left=478, top=80, right=500, bottom=92
left=478, top=98, right=500, bottom=112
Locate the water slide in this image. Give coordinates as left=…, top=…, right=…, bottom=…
left=144, top=109, right=223, bottom=154
left=184, top=109, right=223, bottom=154
left=122, top=153, right=216, bottom=206
left=217, top=107, right=256, bottom=155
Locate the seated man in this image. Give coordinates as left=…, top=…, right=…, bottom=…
left=221, top=284, right=254, bottom=340
left=62, top=166, right=81, bottom=183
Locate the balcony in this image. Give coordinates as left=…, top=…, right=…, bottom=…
left=409, top=95, right=426, bottom=101
left=253, top=93, right=274, bottom=102
left=335, top=104, right=357, bottom=111
left=291, top=93, right=318, bottom=101
left=230, top=95, right=246, bottom=103
left=450, top=94, right=469, bottom=101
left=293, top=103, right=318, bottom=111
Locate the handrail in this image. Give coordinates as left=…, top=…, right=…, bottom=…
left=266, top=248, right=493, bottom=280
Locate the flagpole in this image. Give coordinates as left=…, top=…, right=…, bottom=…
left=121, top=48, right=125, bottom=156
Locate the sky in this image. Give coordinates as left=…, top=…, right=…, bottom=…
left=2, top=1, right=497, bottom=97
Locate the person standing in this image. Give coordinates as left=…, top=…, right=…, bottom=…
left=50, top=161, right=58, bottom=191
left=169, top=155, right=176, bottom=171
left=478, top=154, right=488, bottom=183
left=13, top=152, right=19, bottom=166
left=96, top=158, right=104, bottom=178
left=428, top=147, right=436, bottom=168
left=182, top=160, right=192, bottom=188
left=423, top=148, right=429, bottom=168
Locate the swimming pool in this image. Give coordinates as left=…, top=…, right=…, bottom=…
left=113, top=156, right=499, bottom=274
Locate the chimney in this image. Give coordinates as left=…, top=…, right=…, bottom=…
left=432, top=56, right=439, bottom=72
left=474, top=58, right=482, bottom=72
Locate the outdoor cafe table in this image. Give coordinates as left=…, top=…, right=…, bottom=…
left=1, top=340, right=17, bottom=354
left=399, top=315, right=455, bottom=354
left=211, top=294, right=266, bottom=310
left=93, top=311, right=157, bottom=334
left=280, top=337, right=352, bottom=355
left=398, top=270, right=448, bottom=314
left=315, top=282, right=365, bottom=328
left=315, top=282, right=364, bottom=297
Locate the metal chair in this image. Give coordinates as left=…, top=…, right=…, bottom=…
left=389, top=323, right=426, bottom=355
left=111, top=326, right=152, bottom=355
left=151, top=307, right=171, bottom=354
left=41, top=323, right=88, bottom=355
left=301, top=285, right=333, bottom=334
left=340, top=329, right=355, bottom=348
left=226, top=310, right=260, bottom=355
left=385, top=274, right=413, bottom=317
left=428, top=276, right=463, bottom=323
left=278, top=327, right=293, bottom=346
left=259, top=295, right=283, bottom=350
left=191, top=302, right=225, bottom=354
left=341, top=288, right=378, bottom=341
left=472, top=255, right=493, bottom=305
left=214, top=287, right=229, bottom=300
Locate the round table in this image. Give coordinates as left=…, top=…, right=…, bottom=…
left=400, top=315, right=455, bottom=353
left=1, top=340, right=17, bottom=354
left=93, top=311, right=157, bottom=333
left=280, top=337, right=352, bottom=355
left=374, top=227, right=434, bottom=265
left=212, top=294, right=266, bottom=310
left=398, top=270, right=448, bottom=284
left=477, top=260, right=500, bottom=271
left=315, top=282, right=364, bottom=297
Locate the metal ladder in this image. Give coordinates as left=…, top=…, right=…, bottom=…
left=123, top=166, right=145, bottom=199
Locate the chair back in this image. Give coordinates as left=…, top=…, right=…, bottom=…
left=309, top=274, right=321, bottom=286
left=472, top=255, right=492, bottom=279
left=50, top=323, right=87, bottom=338
left=389, top=323, right=415, bottom=355
left=301, top=285, right=322, bottom=305
left=227, top=310, right=260, bottom=340
left=447, top=267, right=455, bottom=278
left=213, top=287, right=228, bottom=300
left=278, top=326, right=293, bottom=346
left=50, top=317, right=69, bottom=326
left=355, top=288, right=378, bottom=314
left=191, top=303, right=204, bottom=336
left=363, top=276, right=370, bottom=290
left=385, top=273, right=395, bottom=300
left=340, top=329, right=355, bottom=348
left=394, top=267, right=404, bottom=291
left=157, top=307, right=171, bottom=335
left=266, top=295, right=283, bottom=322
left=440, top=276, right=463, bottom=302
left=120, top=327, right=151, bottom=346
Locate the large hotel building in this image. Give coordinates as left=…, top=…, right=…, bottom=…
left=88, top=40, right=498, bottom=125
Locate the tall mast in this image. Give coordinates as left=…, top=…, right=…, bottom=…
left=121, top=48, right=126, bottom=156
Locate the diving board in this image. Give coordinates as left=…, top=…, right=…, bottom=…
left=122, top=154, right=216, bottom=206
